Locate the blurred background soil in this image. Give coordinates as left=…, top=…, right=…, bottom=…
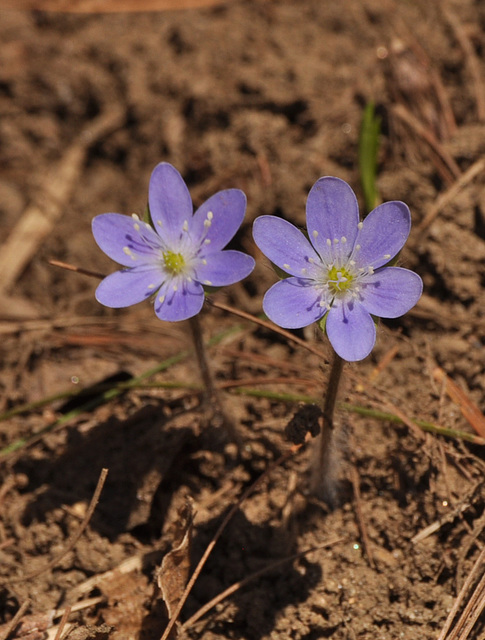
left=0, top=0, right=484, bottom=638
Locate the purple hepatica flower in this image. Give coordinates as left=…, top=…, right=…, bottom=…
left=92, top=162, right=255, bottom=322
left=253, top=177, right=423, bottom=362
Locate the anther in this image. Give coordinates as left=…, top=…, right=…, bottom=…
left=383, top=254, right=391, bottom=259
left=204, top=239, right=211, bottom=245
left=202, top=259, right=207, bottom=265
left=333, top=238, right=339, bottom=244
left=204, top=280, right=212, bottom=285
left=131, top=213, right=140, bottom=221
left=326, top=239, right=332, bottom=247
left=204, top=219, right=211, bottom=228
left=123, top=247, right=136, bottom=260
left=341, top=236, right=347, bottom=244
left=133, top=223, right=140, bottom=231
left=183, top=220, right=189, bottom=232
left=158, top=295, right=165, bottom=303
left=147, top=284, right=155, bottom=290
left=358, top=222, right=363, bottom=230
left=312, top=230, right=318, bottom=238
left=283, top=263, right=290, bottom=270
left=173, top=285, right=178, bottom=291
left=207, top=211, right=213, bottom=220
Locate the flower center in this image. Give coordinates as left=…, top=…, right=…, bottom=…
left=163, top=250, right=186, bottom=274
left=327, top=265, right=354, bottom=295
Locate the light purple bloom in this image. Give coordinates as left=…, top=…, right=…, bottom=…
left=253, top=177, right=422, bottom=361
left=92, top=162, right=255, bottom=322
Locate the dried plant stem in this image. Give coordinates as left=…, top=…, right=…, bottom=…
left=437, top=546, right=485, bottom=640
left=310, top=350, right=345, bottom=504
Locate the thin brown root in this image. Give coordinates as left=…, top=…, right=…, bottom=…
left=7, top=469, right=108, bottom=584
left=0, top=599, right=30, bottom=640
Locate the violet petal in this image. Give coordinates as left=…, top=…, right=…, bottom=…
left=253, top=216, right=321, bottom=278
left=192, top=189, right=247, bottom=252
left=326, top=298, right=376, bottom=361
left=195, top=250, right=255, bottom=286
left=355, top=201, right=411, bottom=269
left=263, top=278, right=330, bottom=329
left=154, top=277, right=204, bottom=322
left=95, top=266, right=164, bottom=308
left=360, top=267, right=423, bottom=318
left=306, top=177, right=360, bottom=263
left=92, top=214, right=163, bottom=267
left=149, top=163, right=193, bottom=244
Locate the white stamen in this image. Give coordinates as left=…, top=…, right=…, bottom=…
left=312, top=230, right=318, bottom=238
left=355, top=244, right=361, bottom=250
left=204, top=280, right=212, bottom=285
left=326, top=238, right=332, bottom=247
left=123, top=247, right=136, bottom=260
left=308, top=257, right=315, bottom=263
left=131, top=213, right=140, bottom=221
left=147, top=284, right=155, bottom=290
left=368, top=266, right=374, bottom=274
left=158, top=295, right=165, bottom=303
left=187, top=276, right=192, bottom=282
left=133, top=223, right=140, bottom=231
left=204, top=239, right=211, bottom=245
left=341, top=236, right=347, bottom=244
left=384, top=254, right=391, bottom=259
left=349, top=260, right=356, bottom=266
left=283, top=263, right=290, bottom=270
left=173, top=285, right=178, bottom=291
left=204, top=219, right=211, bottom=228
left=358, top=222, right=363, bottom=230
left=157, top=220, right=162, bottom=227
left=333, top=238, right=339, bottom=244
left=207, top=211, right=213, bottom=220
left=144, top=222, right=151, bottom=230
left=201, top=259, right=207, bottom=265
left=183, top=220, right=189, bottom=232
left=301, top=268, right=307, bottom=274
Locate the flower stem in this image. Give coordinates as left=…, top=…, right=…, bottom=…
left=188, top=314, right=239, bottom=442
left=310, top=349, right=345, bottom=504
left=188, top=314, right=215, bottom=400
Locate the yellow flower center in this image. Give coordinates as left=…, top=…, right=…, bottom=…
left=163, top=250, right=186, bottom=274
left=327, top=265, right=354, bottom=295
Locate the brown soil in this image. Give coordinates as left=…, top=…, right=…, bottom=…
left=0, top=1, right=484, bottom=639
